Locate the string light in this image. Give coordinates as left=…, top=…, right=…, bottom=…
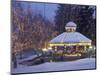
left=49, top=42, right=91, bottom=47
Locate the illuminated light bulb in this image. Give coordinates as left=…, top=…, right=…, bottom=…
left=42, top=48, right=47, bottom=51
left=48, top=47, right=52, bottom=50
left=89, top=46, right=92, bottom=49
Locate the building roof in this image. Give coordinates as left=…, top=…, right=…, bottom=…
left=65, top=21, right=77, bottom=27
left=50, top=32, right=91, bottom=44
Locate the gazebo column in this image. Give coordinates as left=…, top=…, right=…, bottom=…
left=76, top=45, right=78, bottom=53
left=55, top=46, right=57, bottom=51
left=84, top=45, right=87, bottom=53
left=64, top=45, right=66, bottom=52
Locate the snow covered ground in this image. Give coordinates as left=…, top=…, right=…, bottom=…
left=11, top=58, right=96, bottom=74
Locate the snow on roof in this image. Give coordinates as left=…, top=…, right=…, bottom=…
left=50, top=32, right=91, bottom=43
left=66, top=21, right=77, bottom=27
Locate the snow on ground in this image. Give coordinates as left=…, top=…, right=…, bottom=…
left=11, top=58, right=96, bottom=74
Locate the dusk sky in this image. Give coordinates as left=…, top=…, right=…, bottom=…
left=14, top=1, right=96, bottom=21
left=21, top=2, right=58, bottom=22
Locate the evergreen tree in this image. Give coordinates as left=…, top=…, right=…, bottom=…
left=55, top=4, right=80, bottom=34
left=77, top=6, right=96, bottom=45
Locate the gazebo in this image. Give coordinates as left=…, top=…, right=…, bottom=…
left=49, top=21, right=92, bottom=56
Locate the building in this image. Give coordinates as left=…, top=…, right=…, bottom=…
left=49, top=21, right=92, bottom=56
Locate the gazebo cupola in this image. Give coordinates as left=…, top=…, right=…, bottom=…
left=65, top=21, right=77, bottom=32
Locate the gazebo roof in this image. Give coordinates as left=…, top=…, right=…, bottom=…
left=50, top=32, right=91, bottom=44
left=65, top=21, right=77, bottom=27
